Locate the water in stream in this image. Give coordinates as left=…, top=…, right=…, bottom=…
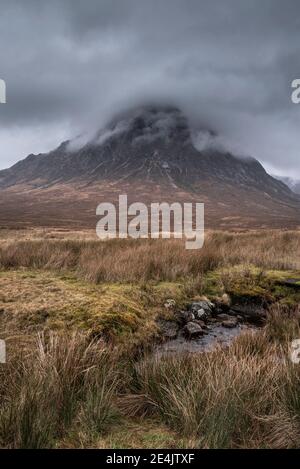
left=156, top=323, right=257, bottom=355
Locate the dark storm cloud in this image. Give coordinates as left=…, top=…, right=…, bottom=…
left=0, top=0, right=300, bottom=176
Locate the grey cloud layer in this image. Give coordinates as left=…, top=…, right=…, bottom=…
left=0, top=0, right=299, bottom=175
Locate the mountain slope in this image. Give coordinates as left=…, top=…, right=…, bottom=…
left=0, top=106, right=299, bottom=229
left=274, top=176, right=300, bottom=195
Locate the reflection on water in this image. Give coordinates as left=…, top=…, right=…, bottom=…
left=156, top=324, right=257, bottom=355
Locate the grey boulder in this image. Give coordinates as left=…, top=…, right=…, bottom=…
left=183, top=321, right=204, bottom=339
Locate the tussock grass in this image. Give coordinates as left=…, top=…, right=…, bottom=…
left=0, top=332, right=119, bottom=448
left=1, top=230, right=300, bottom=283
left=1, top=308, right=300, bottom=448
left=123, top=331, right=300, bottom=448
left=1, top=230, right=300, bottom=448
left=265, top=304, right=300, bottom=344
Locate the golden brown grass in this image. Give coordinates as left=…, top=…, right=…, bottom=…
left=0, top=230, right=300, bottom=283
left=0, top=332, right=119, bottom=448
left=122, top=323, right=300, bottom=449
left=0, top=269, right=189, bottom=352
left=1, top=313, right=300, bottom=449
left=0, top=229, right=300, bottom=448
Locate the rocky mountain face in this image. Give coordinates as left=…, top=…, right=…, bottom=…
left=0, top=106, right=299, bottom=229
left=0, top=106, right=295, bottom=197
left=274, top=176, right=300, bottom=195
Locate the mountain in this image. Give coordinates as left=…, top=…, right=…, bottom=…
left=0, top=106, right=299, bottom=229
left=0, top=106, right=295, bottom=196
left=273, top=176, right=300, bottom=195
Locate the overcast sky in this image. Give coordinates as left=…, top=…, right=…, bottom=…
left=0, top=0, right=300, bottom=177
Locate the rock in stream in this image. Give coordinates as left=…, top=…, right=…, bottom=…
left=157, top=299, right=261, bottom=355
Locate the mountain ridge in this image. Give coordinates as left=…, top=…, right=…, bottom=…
left=0, top=106, right=299, bottom=229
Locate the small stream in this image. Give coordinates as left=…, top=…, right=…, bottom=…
left=155, top=299, right=263, bottom=356
left=156, top=323, right=257, bottom=355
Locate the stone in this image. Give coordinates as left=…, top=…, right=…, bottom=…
left=216, top=313, right=232, bottom=321
left=177, top=310, right=195, bottom=324
left=194, top=308, right=208, bottom=321
left=193, top=319, right=207, bottom=329
left=207, top=317, right=218, bottom=323
left=188, top=301, right=214, bottom=322
left=222, top=318, right=238, bottom=328
left=164, top=299, right=176, bottom=309
left=183, top=321, right=204, bottom=339
left=189, top=300, right=214, bottom=314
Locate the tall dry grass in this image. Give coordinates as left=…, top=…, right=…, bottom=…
left=1, top=310, right=300, bottom=448
left=123, top=330, right=300, bottom=448
left=0, top=333, right=119, bottom=448
left=1, top=230, right=300, bottom=448
left=0, top=230, right=299, bottom=283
